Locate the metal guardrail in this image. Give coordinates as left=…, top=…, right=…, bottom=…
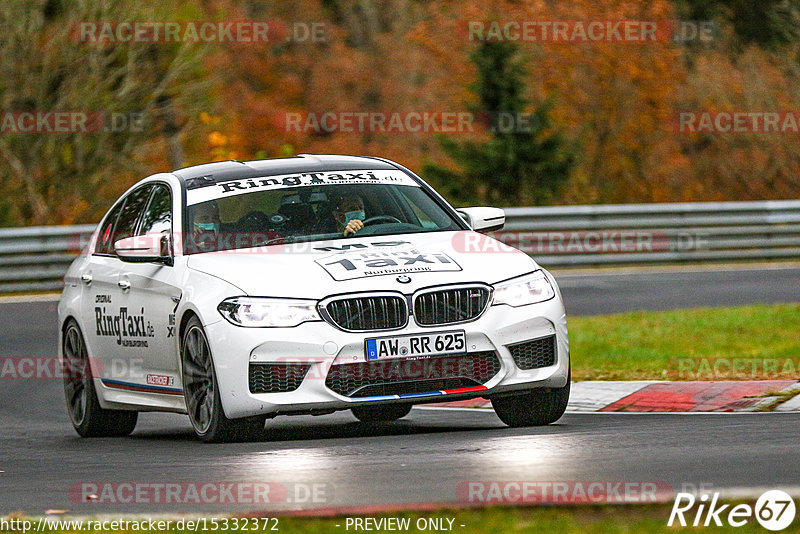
left=501, top=199, right=800, bottom=266
left=1, top=200, right=799, bottom=293
left=0, top=224, right=96, bottom=293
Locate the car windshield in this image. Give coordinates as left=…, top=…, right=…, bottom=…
left=184, top=175, right=463, bottom=254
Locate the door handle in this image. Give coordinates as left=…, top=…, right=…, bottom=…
left=118, top=279, right=131, bottom=291
left=80, top=273, right=92, bottom=285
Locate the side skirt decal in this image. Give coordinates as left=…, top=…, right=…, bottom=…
left=101, top=378, right=184, bottom=396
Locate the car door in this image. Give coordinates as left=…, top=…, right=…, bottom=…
left=116, top=183, right=183, bottom=394
left=81, top=185, right=153, bottom=386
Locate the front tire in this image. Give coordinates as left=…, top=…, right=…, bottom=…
left=181, top=317, right=265, bottom=442
left=62, top=320, right=138, bottom=437
left=491, top=371, right=570, bottom=427
left=351, top=403, right=412, bottom=422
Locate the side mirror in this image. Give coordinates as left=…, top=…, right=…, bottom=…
left=456, top=207, right=505, bottom=232
left=114, top=234, right=173, bottom=265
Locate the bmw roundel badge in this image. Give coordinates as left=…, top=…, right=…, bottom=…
left=396, top=275, right=411, bottom=284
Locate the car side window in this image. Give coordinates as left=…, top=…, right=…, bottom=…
left=94, top=202, right=125, bottom=255
left=139, top=185, right=172, bottom=236
left=109, top=185, right=154, bottom=252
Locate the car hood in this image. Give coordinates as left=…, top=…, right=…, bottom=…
left=186, top=230, right=538, bottom=298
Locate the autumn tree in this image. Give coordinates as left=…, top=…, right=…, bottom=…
left=5, top=0, right=800, bottom=229
left=0, top=0, right=212, bottom=225
left=423, top=40, right=574, bottom=206
left=677, top=0, right=800, bottom=50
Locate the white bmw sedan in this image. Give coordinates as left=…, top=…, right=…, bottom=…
left=59, top=155, right=570, bottom=442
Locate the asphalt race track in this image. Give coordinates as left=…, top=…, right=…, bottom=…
left=1, top=266, right=800, bottom=514
left=3, top=407, right=800, bottom=513
left=556, top=264, right=800, bottom=315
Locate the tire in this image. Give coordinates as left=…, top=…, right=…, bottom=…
left=351, top=403, right=412, bottom=422
left=181, top=317, right=265, bottom=442
left=492, top=370, right=570, bottom=427
left=62, top=320, right=138, bottom=437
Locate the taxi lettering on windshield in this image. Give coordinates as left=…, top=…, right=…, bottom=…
left=317, top=249, right=462, bottom=281
left=219, top=171, right=405, bottom=194
left=186, top=169, right=419, bottom=205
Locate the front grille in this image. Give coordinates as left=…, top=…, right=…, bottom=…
left=507, top=335, right=557, bottom=370
left=323, top=295, right=407, bottom=331
left=325, top=351, right=501, bottom=397
left=249, top=362, right=311, bottom=394
left=414, top=286, right=490, bottom=326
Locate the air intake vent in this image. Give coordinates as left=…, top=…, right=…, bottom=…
left=507, top=335, right=556, bottom=370
left=414, top=286, right=490, bottom=326
left=322, top=295, right=407, bottom=331
left=249, top=362, right=310, bottom=394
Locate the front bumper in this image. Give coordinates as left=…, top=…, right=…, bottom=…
left=205, top=295, right=569, bottom=419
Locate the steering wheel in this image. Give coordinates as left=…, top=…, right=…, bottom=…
left=362, top=215, right=402, bottom=226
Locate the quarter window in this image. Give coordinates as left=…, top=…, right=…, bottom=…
left=95, top=185, right=153, bottom=255
left=114, top=185, right=153, bottom=243
left=140, top=185, right=172, bottom=235
left=94, top=202, right=124, bottom=255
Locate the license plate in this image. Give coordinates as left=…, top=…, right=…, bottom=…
left=365, top=330, right=466, bottom=361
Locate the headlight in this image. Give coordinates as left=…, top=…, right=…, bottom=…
left=217, top=297, right=321, bottom=327
left=492, top=271, right=555, bottom=307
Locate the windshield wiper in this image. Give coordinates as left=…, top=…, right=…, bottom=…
left=256, top=236, right=291, bottom=246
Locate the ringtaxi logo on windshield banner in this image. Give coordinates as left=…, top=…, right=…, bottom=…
left=668, top=490, right=796, bottom=530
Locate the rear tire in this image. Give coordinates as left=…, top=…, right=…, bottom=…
left=492, top=370, right=570, bottom=427
left=351, top=403, right=412, bottom=422
left=181, top=317, right=265, bottom=442
left=62, top=320, right=138, bottom=437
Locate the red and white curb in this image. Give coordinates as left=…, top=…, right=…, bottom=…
left=427, top=380, right=800, bottom=412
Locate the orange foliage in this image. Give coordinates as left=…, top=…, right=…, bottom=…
left=190, top=0, right=800, bottom=204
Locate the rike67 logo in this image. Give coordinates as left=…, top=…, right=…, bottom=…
left=669, top=490, right=796, bottom=530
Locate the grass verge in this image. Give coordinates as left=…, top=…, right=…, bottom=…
left=569, top=304, right=800, bottom=381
